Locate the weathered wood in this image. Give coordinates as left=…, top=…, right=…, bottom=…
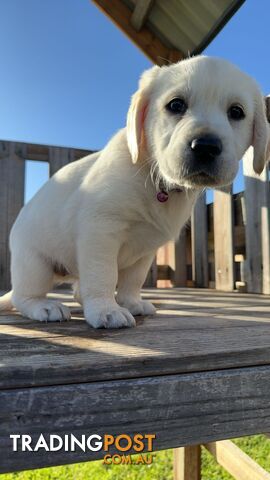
left=0, top=143, right=25, bottom=290
left=2, top=365, right=270, bottom=473
left=173, top=230, right=187, bottom=286
left=92, top=0, right=183, bottom=65
left=2, top=289, right=270, bottom=389
left=131, top=0, right=155, bottom=31
left=49, top=147, right=74, bottom=176
left=0, top=140, right=91, bottom=163
left=144, top=257, right=158, bottom=287
left=243, top=149, right=270, bottom=294
left=174, top=446, right=201, bottom=480
left=191, top=193, right=208, bottom=287
left=213, top=187, right=235, bottom=290
left=205, top=439, right=270, bottom=480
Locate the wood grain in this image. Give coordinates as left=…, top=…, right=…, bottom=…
left=0, top=143, right=25, bottom=290
left=174, top=445, right=201, bottom=480
left=49, top=147, right=73, bottom=176
left=214, top=187, right=235, bottom=290
left=191, top=193, right=208, bottom=287
left=1, top=289, right=270, bottom=389
left=243, top=150, right=270, bottom=294
left=2, top=365, right=270, bottom=473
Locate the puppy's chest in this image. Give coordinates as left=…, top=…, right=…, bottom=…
left=118, top=193, right=196, bottom=269
left=118, top=225, right=163, bottom=268
left=118, top=215, right=178, bottom=269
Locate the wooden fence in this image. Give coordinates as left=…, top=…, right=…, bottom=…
left=0, top=140, right=92, bottom=290
left=1, top=140, right=269, bottom=294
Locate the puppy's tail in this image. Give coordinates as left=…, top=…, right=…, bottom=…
left=0, top=291, right=13, bottom=311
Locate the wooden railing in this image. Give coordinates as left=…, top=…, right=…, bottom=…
left=1, top=140, right=269, bottom=294
left=0, top=140, right=92, bottom=290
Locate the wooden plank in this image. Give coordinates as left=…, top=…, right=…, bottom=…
left=144, top=257, right=158, bottom=287
left=49, top=147, right=73, bottom=176
left=2, top=289, right=270, bottom=389
left=174, top=446, right=201, bottom=480
left=173, top=230, right=187, bottom=286
left=205, top=439, right=270, bottom=480
left=213, top=187, right=235, bottom=290
left=0, top=140, right=92, bottom=163
left=92, top=0, right=183, bottom=65
left=243, top=149, right=270, bottom=293
left=156, top=234, right=187, bottom=287
left=191, top=193, right=208, bottom=287
left=0, top=142, right=25, bottom=290
left=131, top=0, right=155, bottom=31
left=2, top=365, right=270, bottom=473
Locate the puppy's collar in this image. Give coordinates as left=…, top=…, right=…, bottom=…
left=157, top=179, right=183, bottom=203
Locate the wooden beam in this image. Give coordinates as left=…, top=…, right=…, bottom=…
left=174, top=446, right=201, bottom=480
left=131, top=0, right=155, bottom=31
left=243, top=149, right=270, bottom=294
left=91, top=0, right=183, bottom=65
left=205, top=440, right=270, bottom=480
left=213, top=187, right=235, bottom=290
left=3, top=364, right=270, bottom=473
left=0, top=140, right=92, bottom=163
left=0, top=142, right=25, bottom=290
left=191, top=193, right=208, bottom=287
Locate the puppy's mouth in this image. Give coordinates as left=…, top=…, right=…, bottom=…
left=183, top=171, right=218, bottom=187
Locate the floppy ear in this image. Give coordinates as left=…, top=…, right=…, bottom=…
left=252, top=94, right=270, bottom=174
left=127, top=66, right=160, bottom=164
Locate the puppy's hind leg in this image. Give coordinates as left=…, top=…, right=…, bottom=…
left=11, top=250, right=71, bottom=322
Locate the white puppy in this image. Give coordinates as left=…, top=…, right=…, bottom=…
left=0, top=56, right=269, bottom=328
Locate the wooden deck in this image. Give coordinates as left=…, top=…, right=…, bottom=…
left=1, top=288, right=270, bottom=473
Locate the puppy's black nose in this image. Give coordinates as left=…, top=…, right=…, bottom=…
left=190, top=135, right=222, bottom=158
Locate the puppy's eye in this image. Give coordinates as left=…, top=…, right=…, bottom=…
left=166, top=98, right=187, bottom=115
left=228, top=104, right=245, bottom=121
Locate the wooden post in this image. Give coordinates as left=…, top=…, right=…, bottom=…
left=174, top=446, right=201, bottom=480
left=213, top=186, right=235, bottom=290
left=144, top=258, right=158, bottom=287
left=243, top=148, right=270, bottom=293
left=173, top=229, right=187, bottom=287
left=191, top=193, right=209, bottom=287
left=49, top=147, right=73, bottom=176
left=0, top=142, right=25, bottom=290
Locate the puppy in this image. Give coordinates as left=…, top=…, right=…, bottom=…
left=0, top=56, right=269, bottom=328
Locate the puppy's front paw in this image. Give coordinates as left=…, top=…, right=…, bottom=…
left=117, top=298, right=156, bottom=316
left=14, top=298, right=71, bottom=322
left=83, top=299, right=136, bottom=329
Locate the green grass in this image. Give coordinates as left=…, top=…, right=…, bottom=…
left=2, top=436, right=270, bottom=480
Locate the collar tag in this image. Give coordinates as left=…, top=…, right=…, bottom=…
left=157, top=190, right=169, bottom=202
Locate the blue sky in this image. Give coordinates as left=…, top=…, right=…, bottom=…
left=0, top=0, right=269, bottom=202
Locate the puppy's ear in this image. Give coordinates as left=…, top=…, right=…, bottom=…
left=252, top=94, right=270, bottom=174
left=127, top=66, right=160, bottom=163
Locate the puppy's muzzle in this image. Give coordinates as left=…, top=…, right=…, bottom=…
left=181, top=134, right=223, bottom=186
left=190, top=135, right=223, bottom=159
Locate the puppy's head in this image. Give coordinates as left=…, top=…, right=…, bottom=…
left=127, top=56, right=270, bottom=189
